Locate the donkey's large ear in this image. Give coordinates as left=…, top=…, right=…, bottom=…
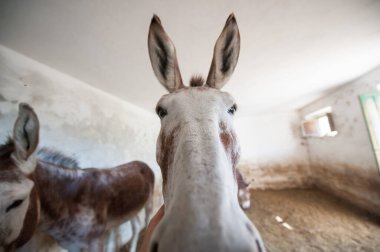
left=13, top=103, right=39, bottom=162
left=148, top=15, right=184, bottom=93
left=206, top=14, right=240, bottom=89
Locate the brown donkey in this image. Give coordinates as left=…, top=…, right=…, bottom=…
left=147, top=14, right=265, bottom=251
left=0, top=103, right=155, bottom=252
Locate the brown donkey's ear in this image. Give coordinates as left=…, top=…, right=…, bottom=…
left=13, top=103, right=39, bottom=162
left=148, top=15, right=184, bottom=93
left=206, top=14, right=240, bottom=89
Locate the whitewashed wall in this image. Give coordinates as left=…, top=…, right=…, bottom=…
left=300, top=66, right=380, bottom=215
left=236, top=111, right=311, bottom=189
left=0, top=45, right=162, bottom=251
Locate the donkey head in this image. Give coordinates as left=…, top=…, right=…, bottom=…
left=0, top=103, right=39, bottom=248
left=148, top=14, right=265, bottom=252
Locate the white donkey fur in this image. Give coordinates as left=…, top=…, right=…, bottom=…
left=148, top=14, right=265, bottom=252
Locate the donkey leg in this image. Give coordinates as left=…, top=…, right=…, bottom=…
left=144, top=198, right=153, bottom=228
left=239, top=188, right=251, bottom=210
left=129, top=217, right=141, bottom=252
left=114, top=227, right=123, bottom=251
left=88, top=237, right=105, bottom=252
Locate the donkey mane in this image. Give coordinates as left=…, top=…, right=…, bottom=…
left=37, top=148, right=80, bottom=169
left=0, top=139, right=79, bottom=169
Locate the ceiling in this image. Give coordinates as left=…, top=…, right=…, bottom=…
left=1, top=0, right=380, bottom=116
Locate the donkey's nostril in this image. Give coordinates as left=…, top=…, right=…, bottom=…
left=256, top=239, right=264, bottom=252
left=151, top=242, right=159, bottom=252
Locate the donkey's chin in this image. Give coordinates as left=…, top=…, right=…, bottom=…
left=150, top=207, right=262, bottom=252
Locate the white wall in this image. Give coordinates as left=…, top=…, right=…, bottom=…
left=300, top=66, right=380, bottom=215
left=236, top=111, right=311, bottom=189
left=0, top=45, right=162, bottom=250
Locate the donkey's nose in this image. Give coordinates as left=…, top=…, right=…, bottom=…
left=150, top=241, right=159, bottom=252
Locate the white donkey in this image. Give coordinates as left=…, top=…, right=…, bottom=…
left=147, top=14, right=265, bottom=252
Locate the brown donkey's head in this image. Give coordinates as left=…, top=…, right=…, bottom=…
left=0, top=103, right=40, bottom=249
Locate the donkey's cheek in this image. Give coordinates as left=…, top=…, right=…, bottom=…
left=157, top=126, right=180, bottom=190
left=219, top=121, right=241, bottom=180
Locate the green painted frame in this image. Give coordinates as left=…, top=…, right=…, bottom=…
left=359, top=92, right=380, bottom=171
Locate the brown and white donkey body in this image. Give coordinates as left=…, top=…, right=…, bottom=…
left=0, top=104, right=154, bottom=252
left=147, top=14, right=265, bottom=252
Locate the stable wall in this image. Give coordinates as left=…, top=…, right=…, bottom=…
left=300, top=66, right=380, bottom=215
left=236, top=111, right=311, bottom=189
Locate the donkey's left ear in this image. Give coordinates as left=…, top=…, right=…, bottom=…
left=206, top=14, right=240, bottom=89
left=13, top=103, right=39, bottom=162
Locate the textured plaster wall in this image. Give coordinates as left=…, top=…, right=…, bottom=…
left=300, top=66, right=380, bottom=215
left=0, top=45, right=160, bottom=173
left=235, top=111, right=311, bottom=189
left=0, top=45, right=161, bottom=250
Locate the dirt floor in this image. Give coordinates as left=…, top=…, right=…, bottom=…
left=123, top=189, right=380, bottom=252
left=248, top=189, right=380, bottom=252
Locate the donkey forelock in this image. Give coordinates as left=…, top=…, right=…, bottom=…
left=189, top=75, right=205, bottom=87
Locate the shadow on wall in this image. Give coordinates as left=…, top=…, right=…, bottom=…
left=238, top=163, right=313, bottom=190
left=312, top=162, right=380, bottom=216
left=238, top=161, right=380, bottom=217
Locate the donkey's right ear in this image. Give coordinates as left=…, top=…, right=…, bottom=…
left=148, top=15, right=184, bottom=93
left=13, top=103, right=39, bottom=162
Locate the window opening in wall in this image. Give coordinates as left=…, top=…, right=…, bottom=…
left=360, top=93, right=380, bottom=172
left=301, top=106, right=338, bottom=138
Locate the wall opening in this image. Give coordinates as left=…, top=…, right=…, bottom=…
left=301, top=106, right=338, bottom=138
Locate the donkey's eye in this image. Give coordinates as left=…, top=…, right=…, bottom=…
left=156, top=106, right=168, bottom=119
left=6, top=199, right=24, bottom=213
left=228, top=104, right=237, bottom=115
